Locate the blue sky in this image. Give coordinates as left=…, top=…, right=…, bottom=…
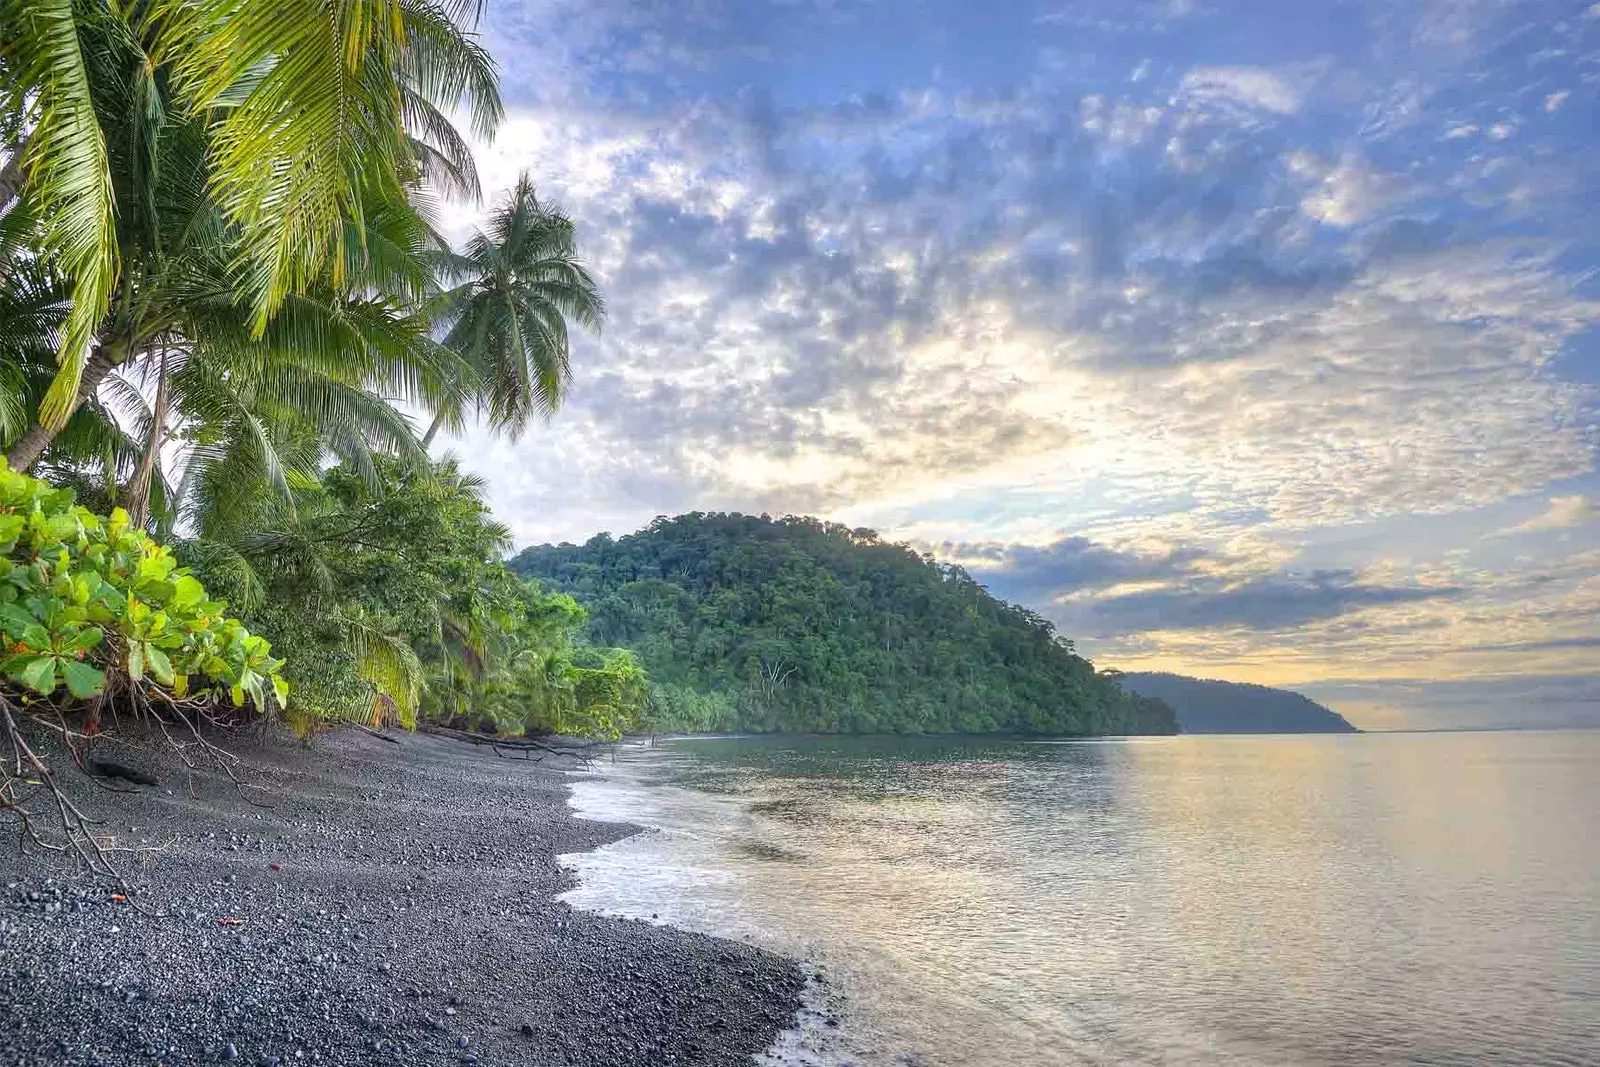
left=437, top=0, right=1600, bottom=729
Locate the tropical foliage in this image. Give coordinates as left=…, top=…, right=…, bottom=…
left=0, top=0, right=629, bottom=760
left=0, top=1, right=1165, bottom=872
left=0, top=458, right=286, bottom=719
left=184, top=455, right=646, bottom=740
left=0, top=0, right=500, bottom=461
left=511, top=513, right=1179, bottom=737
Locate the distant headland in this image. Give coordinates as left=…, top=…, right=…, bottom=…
left=1116, top=673, right=1360, bottom=734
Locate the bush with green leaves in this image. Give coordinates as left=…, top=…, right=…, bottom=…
left=0, top=460, right=287, bottom=715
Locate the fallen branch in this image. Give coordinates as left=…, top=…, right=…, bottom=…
left=144, top=687, right=277, bottom=809
left=419, top=724, right=606, bottom=763
left=355, top=725, right=402, bottom=745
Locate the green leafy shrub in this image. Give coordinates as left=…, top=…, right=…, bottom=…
left=0, top=460, right=288, bottom=714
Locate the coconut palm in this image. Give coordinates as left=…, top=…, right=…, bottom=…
left=422, top=176, right=605, bottom=445
left=0, top=198, right=160, bottom=501
left=0, top=0, right=499, bottom=467
left=3, top=118, right=466, bottom=525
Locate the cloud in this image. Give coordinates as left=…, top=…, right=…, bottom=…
left=1456, top=636, right=1600, bottom=655
left=1493, top=496, right=1598, bottom=537
left=1293, top=153, right=1397, bottom=227
left=1301, top=674, right=1600, bottom=731
left=430, top=0, right=1600, bottom=726
left=1074, top=570, right=1462, bottom=634
left=450, top=86, right=1599, bottom=546
left=1178, top=66, right=1300, bottom=115
left=938, top=535, right=1208, bottom=600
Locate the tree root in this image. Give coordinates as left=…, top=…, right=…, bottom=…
left=0, top=687, right=274, bottom=898
left=0, top=696, right=151, bottom=898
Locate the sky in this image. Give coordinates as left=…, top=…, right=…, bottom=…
left=434, top=0, right=1600, bottom=731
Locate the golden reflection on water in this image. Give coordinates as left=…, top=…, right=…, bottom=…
left=566, top=732, right=1600, bottom=1067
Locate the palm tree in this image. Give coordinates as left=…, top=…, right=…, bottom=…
left=2, top=124, right=464, bottom=525
left=0, top=0, right=499, bottom=468
left=0, top=199, right=158, bottom=501
left=423, top=176, right=605, bottom=445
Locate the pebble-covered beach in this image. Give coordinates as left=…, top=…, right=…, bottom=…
left=0, top=728, right=804, bottom=1066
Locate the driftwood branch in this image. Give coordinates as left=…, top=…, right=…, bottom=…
left=419, top=724, right=607, bottom=763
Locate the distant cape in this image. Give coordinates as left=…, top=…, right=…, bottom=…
left=1116, top=672, right=1358, bottom=734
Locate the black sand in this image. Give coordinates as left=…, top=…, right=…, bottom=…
left=0, top=727, right=803, bottom=1066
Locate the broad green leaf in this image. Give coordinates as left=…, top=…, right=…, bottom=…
left=134, top=578, right=175, bottom=603
left=0, top=603, right=37, bottom=639
left=144, top=644, right=175, bottom=686
left=71, top=572, right=99, bottom=604
left=45, top=514, right=79, bottom=543
left=65, top=627, right=103, bottom=652
left=171, top=575, right=205, bottom=610
left=61, top=660, right=105, bottom=699
left=15, top=655, right=57, bottom=695
left=271, top=674, right=290, bottom=709
left=0, top=458, right=286, bottom=721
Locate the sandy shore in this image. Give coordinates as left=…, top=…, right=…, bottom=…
left=0, top=726, right=803, bottom=1066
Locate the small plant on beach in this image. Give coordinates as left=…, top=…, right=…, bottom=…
left=0, top=458, right=287, bottom=873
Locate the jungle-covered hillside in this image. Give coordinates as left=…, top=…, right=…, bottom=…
left=511, top=513, right=1177, bottom=736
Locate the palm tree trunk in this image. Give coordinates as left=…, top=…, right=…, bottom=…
left=0, top=132, right=30, bottom=206
left=123, top=349, right=169, bottom=528
left=421, top=409, right=447, bottom=447
left=4, top=347, right=116, bottom=473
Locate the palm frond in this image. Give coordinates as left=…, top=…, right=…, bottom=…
left=342, top=612, right=423, bottom=726
left=7, top=0, right=120, bottom=428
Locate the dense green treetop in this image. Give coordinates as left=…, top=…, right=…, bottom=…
left=184, top=455, right=646, bottom=740
left=510, top=513, right=1177, bottom=737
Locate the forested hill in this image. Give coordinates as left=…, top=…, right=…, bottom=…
left=1117, top=673, right=1358, bottom=733
left=509, top=514, right=1177, bottom=736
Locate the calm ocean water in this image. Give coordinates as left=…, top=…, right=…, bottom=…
left=560, top=732, right=1600, bottom=1067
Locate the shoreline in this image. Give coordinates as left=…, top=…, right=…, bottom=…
left=0, top=726, right=804, bottom=1066
left=559, top=749, right=857, bottom=1067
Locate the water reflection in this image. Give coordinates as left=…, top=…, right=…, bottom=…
left=563, top=732, right=1600, bottom=1067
